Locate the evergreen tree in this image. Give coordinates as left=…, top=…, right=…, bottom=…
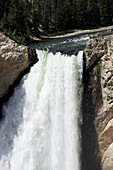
left=86, top=0, right=100, bottom=28
left=56, top=0, right=65, bottom=31
left=0, top=0, right=30, bottom=36
left=42, top=0, right=52, bottom=30
left=50, top=0, right=57, bottom=30
left=72, top=0, right=77, bottom=28
left=63, top=0, right=73, bottom=30
left=98, top=0, right=112, bottom=26
left=76, top=0, right=87, bottom=28
left=0, top=0, right=113, bottom=43
left=31, top=0, right=41, bottom=34
left=0, top=0, right=10, bottom=31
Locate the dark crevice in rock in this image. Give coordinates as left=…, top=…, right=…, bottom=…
left=81, top=54, right=102, bottom=170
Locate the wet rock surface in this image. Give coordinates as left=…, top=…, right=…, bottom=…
left=83, top=35, right=113, bottom=170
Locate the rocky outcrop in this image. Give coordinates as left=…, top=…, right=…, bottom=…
left=0, top=33, right=38, bottom=117
left=83, top=36, right=113, bottom=170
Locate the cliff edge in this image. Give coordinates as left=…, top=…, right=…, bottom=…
left=83, top=35, right=113, bottom=170
left=0, top=33, right=38, bottom=117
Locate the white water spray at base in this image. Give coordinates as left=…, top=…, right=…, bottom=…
left=0, top=50, right=83, bottom=170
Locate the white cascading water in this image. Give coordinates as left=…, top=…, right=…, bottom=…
left=0, top=50, right=83, bottom=170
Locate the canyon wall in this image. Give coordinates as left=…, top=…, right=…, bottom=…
left=0, top=33, right=38, bottom=117
left=0, top=32, right=113, bottom=170
left=83, top=35, right=113, bottom=170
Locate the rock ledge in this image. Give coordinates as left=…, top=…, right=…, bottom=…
left=0, top=32, right=38, bottom=116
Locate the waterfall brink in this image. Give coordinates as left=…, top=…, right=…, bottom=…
left=0, top=50, right=83, bottom=170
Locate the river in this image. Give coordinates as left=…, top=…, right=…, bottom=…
left=0, top=34, right=95, bottom=170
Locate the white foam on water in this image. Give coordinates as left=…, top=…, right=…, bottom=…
left=0, top=50, right=83, bottom=170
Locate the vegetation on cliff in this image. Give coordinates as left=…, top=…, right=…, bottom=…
left=0, top=0, right=113, bottom=44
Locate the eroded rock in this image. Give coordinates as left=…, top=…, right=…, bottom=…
left=83, top=35, right=113, bottom=170
left=0, top=32, right=38, bottom=117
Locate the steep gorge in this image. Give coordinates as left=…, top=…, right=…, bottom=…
left=0, top=33, right=113, bottom=170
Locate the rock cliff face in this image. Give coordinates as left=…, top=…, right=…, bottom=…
left=0, top=33, right=38, bottom=117
left=83, top=36, right=113, bottom=170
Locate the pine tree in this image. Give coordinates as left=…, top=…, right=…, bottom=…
left=76, top=0, right=87, bottom=28
left=31, top=0, right=41, bottom=34
left=9, top=0, right=30, bottom=34
left=63, top=0, right=73, bottom=30
left=72, top=0, right=77, bottom=28
left=98, top=0, right=112, bottom=26
left=42, top=0, right=52, bottom=31
left=0, top=0, right=11, bottom=31
left=0, top=0, right=113, bottom=41
left=86, top=0, right=100, bottom=28
left=56, top=0, right=65, bottom=31
left=51, top=0, right=57, bottom=30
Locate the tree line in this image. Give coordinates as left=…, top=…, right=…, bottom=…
left=0, top=0, right=113, bottom=44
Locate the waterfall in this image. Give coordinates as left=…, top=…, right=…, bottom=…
left=0, top=50, right=83, bottom=170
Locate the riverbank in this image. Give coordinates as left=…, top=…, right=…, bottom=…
left=41, top=25, right=113, bottom=39
left=26, top=25, right=113, bottom=45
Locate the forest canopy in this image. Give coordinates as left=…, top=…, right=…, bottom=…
left=0, top=0, right=113, bottom=44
